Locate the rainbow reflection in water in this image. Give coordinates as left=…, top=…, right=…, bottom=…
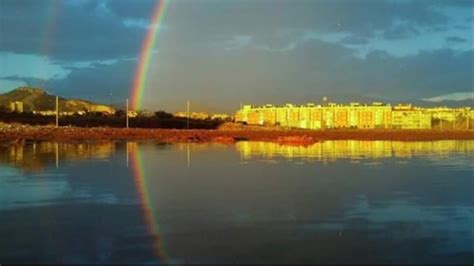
left=128, top=142, right=168, bottom=261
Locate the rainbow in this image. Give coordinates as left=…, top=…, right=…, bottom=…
left=130, top=0, right=169, bottom=110
left=39, top=0, right=60, bottom=88
left=40, top=0, right=59, bottom=54
left=129, top=142, right=168, bottom=261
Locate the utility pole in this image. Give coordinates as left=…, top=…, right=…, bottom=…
left=186, top=100, right=190, bottom=130
left=126, top=98, right=129, bottom=129
left=55, top=96, right=59, bottom=128
left=87, top=96, right=91, bottom=128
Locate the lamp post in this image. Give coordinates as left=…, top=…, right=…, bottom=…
left=55, top=96, right=59, bottom=128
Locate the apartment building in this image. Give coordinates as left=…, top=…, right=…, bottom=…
left=235, top=102, right=472, bottom=130
left=9, top=101, right=24, bottom=112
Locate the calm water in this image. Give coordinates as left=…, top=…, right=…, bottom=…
left=0, top=140, right=473, bottom=264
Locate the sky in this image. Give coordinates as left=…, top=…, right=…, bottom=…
left=0, top=0, right=472, bottom=112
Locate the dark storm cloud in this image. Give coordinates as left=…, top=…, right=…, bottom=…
left=453, top=25, right=471, bottom=30
left=150, top=0, right=452, bottom=50
left=46, top=60, right=136, bottom=101
left=104, top=0, right=156, bottom=19
left=4, top=37, right=472, bottom=111
left=0, top=0, right=465, bottom=62
left=0, top=0, right=146, bottom=62
left=445, top=36, right=468, bottom=43
left=139, top=37, right=473, bottom=110
left=336, top=49, right=473, bottom=99
left=0, top=0, right=472, bottom=111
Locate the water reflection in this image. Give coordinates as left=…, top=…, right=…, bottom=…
left=128, top=142, right=168, bottom=262
left=5, top=140, right=472, bottom=173
left=0, top=140, right=472, bottom=263
left=236, top=140, right=474, bottom=162
left=0, top=142, right=116, bottom=172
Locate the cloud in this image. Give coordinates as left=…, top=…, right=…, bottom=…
left=445, top=36, right=468, bottom=43
left=122, top=18, right=150, bottom=29
left=0, top=52, right=71, bottom=80
left=2, top=59, right=136, bottom=102
left=0, top=0, right=147, bottom=62
left=47, top=59, right=136, bottom=101
left=0, top=0, right=472, bottom=112
left=143, top=34, right=473, bottom=110
left=382, top=22, right=420, bottom=39
left=0, top=75, right=48, bottom=88
left=340, top=35, right=369, bottom=45
left=154, top=0, right=457, bottom=53
left=3, top=37, right=472, bottom=112
left=0, top=79, right=26, bottom=93
left=0, top=0, right=471, bottom=64
left=422, top=92, right=474, bottom=102
left=143, top=43, right=468, bottom=106
left=221, top=35, right=253, bottom=51
left=104, top=0, right=156, bottom=19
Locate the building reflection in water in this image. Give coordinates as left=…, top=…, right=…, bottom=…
left=1, top=141, right=238, bottom=173
left=0, top=141, right=116, bottom=172
left=236, top=140, right=474, bottom=162
left=2, top=140, right=473, bottom=172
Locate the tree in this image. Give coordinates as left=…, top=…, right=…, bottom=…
left=0, top=105, right=9, bottom=113
left=154, top=111, right=174, bottom=119
left=115, top=109, right=125, bottom=117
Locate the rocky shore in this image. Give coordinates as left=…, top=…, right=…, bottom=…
left=1, top=123, right=473, bottom=145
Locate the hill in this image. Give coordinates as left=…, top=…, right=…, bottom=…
left=0, top=87, right=115, bottom=113
left=418, top=99, right=474, bottom=108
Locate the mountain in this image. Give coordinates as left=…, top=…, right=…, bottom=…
left=307, top=93, right=473, bottom=108
left=417, top=99, right=474, bottom=108
left=0, top=87, right=116, bottom=113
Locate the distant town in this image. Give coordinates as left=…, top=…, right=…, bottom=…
left=1, top=87, right=473, bottom=143
left=7, top=99, right=231, bottom=121
left=1, top=87, right=473, bottom=131
left=0, top=87, right=231, bottom=124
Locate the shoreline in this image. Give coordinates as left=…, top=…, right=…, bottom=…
left=1, top=124, right=473, bottom=144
